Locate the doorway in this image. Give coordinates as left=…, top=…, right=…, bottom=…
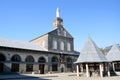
left=11, top=63, right=19, bottom=72
left=11, top=54, right=21, bottom=72
left=39, top=64, right=45, bottom=74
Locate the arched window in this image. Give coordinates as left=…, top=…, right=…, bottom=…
left=51, top=56, right=58, bottom=63
left=53, top=40, right=57, bottom=49
left=0, top=53, right=6, bottom=62
left=25, top=55, right=34, bottom=62
left=38, top=57, right=46, bottom=74
left=38, top=57, right=46, bottom=63
left=67, top=43, right=71, bottom=51
left=51, top=56, right=58, bottom=71
left=25, top=55, right=34, bottom=72
left=11, top=54, right=21, bottom=62
left=11, top=54, right=21, bottom=72
left=60, top=41, right=64, bottom=50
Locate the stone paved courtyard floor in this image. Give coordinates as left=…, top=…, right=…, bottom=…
left=0, top=72, right=120, bottom=80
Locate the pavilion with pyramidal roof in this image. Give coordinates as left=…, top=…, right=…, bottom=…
left=75, top=37, right=110, bottom=77
left=106, top=44, right=120, bottom=72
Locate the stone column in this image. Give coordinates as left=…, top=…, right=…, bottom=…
left=86, top=64, right=89, bottom=77
left=112, top=63, right=115, bottom=71
left=107, top=63, right=110, bottom=77
left=99, top=64, right=103, bottom=77
left=76, top=64, right=79, bottom=77
left=80, top=64, right=83, bottom=72
left=19, top=63, right=26, bottom=73
left=33, top=64, right=39, bottom=72
left=44, top=64, right=48, bottom=73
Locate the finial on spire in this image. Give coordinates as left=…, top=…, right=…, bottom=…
left=56, top=7, right=60, bottom=17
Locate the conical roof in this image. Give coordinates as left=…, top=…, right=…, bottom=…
left=75, top=37, right=108, bottom=63
left=106, top=44, right=120, bottom=61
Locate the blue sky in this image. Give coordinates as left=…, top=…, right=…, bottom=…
left=0, top=0, right=120, bottom=50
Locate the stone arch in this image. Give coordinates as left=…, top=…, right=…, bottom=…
left=25, top=55, right=34, bottom=62
left=51, top=56, right=58, bottom=63
left=38, top=56, right=46, bottom=63
left=11, top=54, right=21, bottom=62
left=38, top=56, right=46, bottom=74
left=25, top=55, right=34, bottom=72
left=51, top=56, right=58, bottom=71
left=0, top=53, right=6, bottom=61
left=11, top=54, right=21, bottom=72
left=0, top=53, right=6, bottom=72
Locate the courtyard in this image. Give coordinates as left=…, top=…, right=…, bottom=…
left=0, top=72, right=120, bottom=80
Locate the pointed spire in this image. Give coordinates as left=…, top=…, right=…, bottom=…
left=53, top=7, right=63, bottom=29
left=56, top=7, right=60, bottom=17
left=106, top=44, right=120, bottom=61
left=75, top=37, right=108, bottom=63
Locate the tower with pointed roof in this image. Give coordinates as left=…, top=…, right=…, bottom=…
left=53, top=8, right=63, bottom=29
left=30, top=8, right=76, bottom=72
left=30, top=8, right=74, bottom=54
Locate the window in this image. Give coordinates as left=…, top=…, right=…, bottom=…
left=64, top=31, right=66, bottom=36
left=51, top=56, right=58, bottom=63
left=25, top=55, right=34, bottom=72
left=38, top=57, right=46, bottom=63
left=60, top=41, right=64, bottom=50
left=11, top=54, right=21, bottom=72
left=57, top=29, right=61, bottom=35
left=11, top=54, right=21, bottom=62
left=67, top=43, right=71, bottom=51
left=53, top=40, right=57, bottom=49
left=51, top=56, right=58, bottom=71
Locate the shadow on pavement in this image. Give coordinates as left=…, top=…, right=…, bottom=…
left=0, top=73, right=51, bottom=80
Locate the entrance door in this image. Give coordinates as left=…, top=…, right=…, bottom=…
left=11, top=63, right=19, bottom=72
left=39, top=64, right=44, bottom=74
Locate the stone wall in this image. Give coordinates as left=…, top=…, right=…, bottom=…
left=0, top=48, right=78, bottom=74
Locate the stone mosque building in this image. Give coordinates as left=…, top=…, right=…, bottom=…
left=0, top=8, right=79, bottom=74
left=0, top=7, right=120, bottom=76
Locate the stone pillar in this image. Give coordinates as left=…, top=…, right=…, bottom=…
left=80, top=64, right=83, bottom=72
left=107, top=63, right=110, bottom=77
left=49, top=64, right=52, bottom=73
left=33, top=64, right=39, bottom=72
left=44, top=64, right=48, bottom=73
left=76, top=64, right=79, bottom=77
left=112, top=63, right=115, bottom=71
left=19, top=63, right=26, bottom=73
left=99, top=64, right=103, bottom=77
left=86, top=64, right=89, bottom=77
left=4, top=62, right=11, bottom=72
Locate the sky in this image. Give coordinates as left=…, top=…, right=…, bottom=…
left=0, top=0, right=120, bottom=50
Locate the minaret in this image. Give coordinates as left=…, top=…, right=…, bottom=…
left=53, top=8, right=63, bottom=29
